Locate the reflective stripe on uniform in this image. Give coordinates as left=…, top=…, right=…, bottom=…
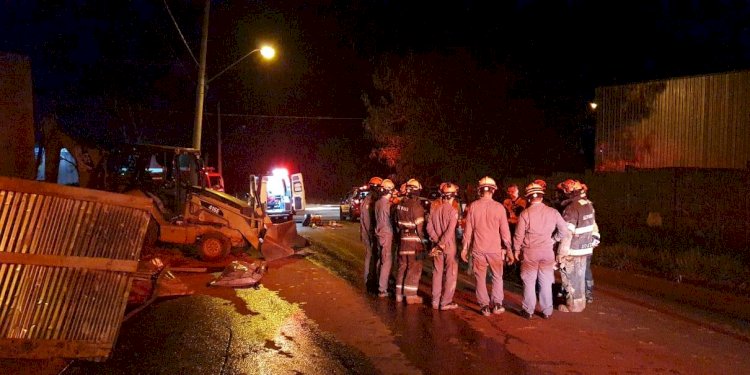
left=403, top=285, right=418, bottom=291
left=567, top=223, right=576, bottom=232
left=399, top=250, right=416, bottom=255
left=574, top=225, right=594, bottom=234
left=398, top=221, right=416, bottom=228
left=414, top=217, right=424, bottom=225
left=401, top=237, right=422, bottom=242
left=568, top=247, right=593, bottom=256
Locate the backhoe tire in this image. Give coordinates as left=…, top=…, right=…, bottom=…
left=198, top=232, right=231, bottom=261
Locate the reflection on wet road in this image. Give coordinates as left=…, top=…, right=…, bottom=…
left=66, top=211, right=750, bottom=374
left=67, top=287, right=378, bottom=375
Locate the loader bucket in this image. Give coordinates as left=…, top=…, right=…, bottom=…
left=260, top=220, right=309, bottom=261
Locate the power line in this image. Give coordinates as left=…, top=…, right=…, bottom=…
left=204, top=112, right=364, bottom=121
left=162, top=0, right=199, bottom=67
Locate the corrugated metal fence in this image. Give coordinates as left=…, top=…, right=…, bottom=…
left=0, top=177, right=152, bottom=359
left=595, top=70, right=750, bottom=171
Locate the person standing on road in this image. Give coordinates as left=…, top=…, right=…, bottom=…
left=502, top=184, right=527, bottom=235
left=556, top=179, right=598, bottom=312
left=461, top=176, right=513, bottom=316
left=375, top=179, right=396, bottom=298
left=427, top=182, right=460, bottom=310
left=579, top=183, right=600, bottom=304
left=395, top=179, right=427, bottom=305
left=512, top=182, right=570, bottom=320
left=361, top=176, right=382, bottom=292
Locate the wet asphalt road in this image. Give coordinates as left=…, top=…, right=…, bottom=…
left=62, top=205, right=750, bottom=374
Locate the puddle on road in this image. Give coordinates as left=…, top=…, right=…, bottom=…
left=65, top=286, right=378, bottom=375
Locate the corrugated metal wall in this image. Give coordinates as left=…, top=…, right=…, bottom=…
left=0, top=177, right=152, bottom=359
left=595, top=70, right=750, bottom=171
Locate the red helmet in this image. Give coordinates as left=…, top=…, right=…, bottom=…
left=533, top=179, right=547, bottom=190
left=368, top=176, right=383, bottom=187
left=559, top=179, right=583, bottom=194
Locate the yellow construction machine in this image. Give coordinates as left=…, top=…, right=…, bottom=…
left=109, top=144, right=304, bottom=261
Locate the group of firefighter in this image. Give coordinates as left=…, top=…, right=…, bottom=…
left=359, top=175, right=600, bottom=319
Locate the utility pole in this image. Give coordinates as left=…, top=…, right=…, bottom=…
left=217, top=101, right=222, bottom=174
left=192, top=0, right=210, bottom=151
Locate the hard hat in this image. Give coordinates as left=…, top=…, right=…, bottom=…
left=368, top=176, right=383, bottom=187
left=524, top=182, right=545, bottom=198
left=440, top=182, right=458, bottom=199
left=381, top=179, right=395, bottom=193
left=559, top=179, right=583, bottom=194
left=406, top=178, right=422, bottom=190
left=533, top=179, right=547, bottom=190
left=477, top=176, right=497, bottom=193
left=405, top=178, right=422, bottom=196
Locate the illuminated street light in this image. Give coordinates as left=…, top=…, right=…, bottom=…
left=589, top=102, right=598, bottom=110
left=191, top=0, right=277, bottom=152
left=260, top=45, right=276, bottom=60
left=207, top=45, right=276, bottom=84
left=194, top=44, right=276, bottom=152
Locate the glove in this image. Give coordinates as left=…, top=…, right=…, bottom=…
left=460, top=248, right=469, bottom=262
left=428, top=244, right=444, bottom=257
left=506, top=251, right=517, bottom=265
left=592, top=233, right=601, bottom=247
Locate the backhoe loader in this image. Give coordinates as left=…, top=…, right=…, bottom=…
left=109, top=144, right=303, bottom=261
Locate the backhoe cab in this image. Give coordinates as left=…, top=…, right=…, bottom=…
left=108, top=144, right=301, bottom=261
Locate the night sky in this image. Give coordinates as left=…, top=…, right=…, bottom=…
left=2, top=1, right=750, bottom=196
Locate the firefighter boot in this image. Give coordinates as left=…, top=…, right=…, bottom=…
left=405, top=295, right=423, bottom=305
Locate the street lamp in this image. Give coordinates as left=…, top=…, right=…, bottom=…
left=190, top=0, right=276, bottom=152
left=192, top=43, right=276, bottom=152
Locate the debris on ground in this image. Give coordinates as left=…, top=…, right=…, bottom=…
left=209, top=260, right=267, bottom=288
left=303, top=214, right=344, bottom=228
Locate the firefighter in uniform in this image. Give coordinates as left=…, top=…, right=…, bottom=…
left=361, top=176, right=382, bottom=292
left=427, top=182, right=460, bottom=310
left=579, top=183, right=600, bottom=303
left=395, top=179, right=426, bottom=304
left=556, top=179, right=599, bottom=312
left=375, top=178, right=396, bottom=298
left=502, top=183, right=527, bottom=235
left=461, top=176, right=513, bottom=316
left=512, top=182, right=570, bottom=319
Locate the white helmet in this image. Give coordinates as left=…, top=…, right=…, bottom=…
left=440, top=182, right=458, bottom=199
left=477, top=176, right=497, bottom=194
left=405, top=178, right=422, bottom=196
left=380, top=179, right=395, bottom=194
left=524, top=182, right=545, bottom=199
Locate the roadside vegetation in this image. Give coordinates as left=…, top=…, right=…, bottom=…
left=593, top=225, right=750, bottom=297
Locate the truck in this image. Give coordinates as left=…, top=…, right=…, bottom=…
left=108, top=144, right=302, bottom=261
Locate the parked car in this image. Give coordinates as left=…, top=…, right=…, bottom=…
left=340, top=186, right=369, bottom=221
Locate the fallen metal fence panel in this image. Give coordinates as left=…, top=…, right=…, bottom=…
left=0, top=176, right=152, bottom=360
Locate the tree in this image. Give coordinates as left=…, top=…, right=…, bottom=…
left=362, top=51, right=549, bottom=186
